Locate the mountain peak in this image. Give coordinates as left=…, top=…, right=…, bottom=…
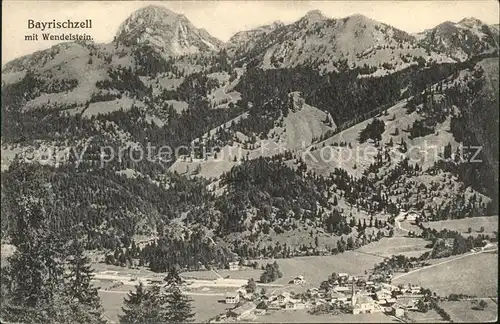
left=271, top=20, right=285, bottom=28
left=130, top=5, right=179, bottom=21
left=301, top=9, right=328, bottom=23
left=458, top=17, right=484, bottom=27
left=115, top=5, right=221, bottom=56
left=345, top=13, right=374, bottom=23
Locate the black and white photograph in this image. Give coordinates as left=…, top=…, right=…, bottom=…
left=1, top=0, right=499, bottom=323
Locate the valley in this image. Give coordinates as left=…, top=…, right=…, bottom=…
left=1, top=2, right=498, bottom=324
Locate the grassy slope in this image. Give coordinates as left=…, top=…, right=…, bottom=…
left=422, top=215, right=498, bottom=237
left=305, top=99, right=458, bottom=177
left=356, top=237, right=431, bottom=258
left=169, top=96, right=334, bottom=180
left=439, top=300, right=498, bottom=323
left=392, top=251, right=498, bottom=296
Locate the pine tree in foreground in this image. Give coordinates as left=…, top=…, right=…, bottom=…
left=1, top=162, right=69, bottom=323
left=162, top=267, right=195, bottom=323
left=120, top=281, right=164, bottom=324
left=65, top=240, right=106, bottom=323
left=120, top=282, right=149, bottom=323
left=1, top=162, right=106, bottom=324
left=163, top=282, right=195, bottom=323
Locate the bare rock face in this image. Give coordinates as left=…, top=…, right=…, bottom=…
left=415, top=17, right=499, bottom=60
left=115, top=5, right=222, bottom=57
left=288, top=92, right=305, bottom=112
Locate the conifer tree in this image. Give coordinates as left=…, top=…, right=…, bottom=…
left=1, top=162, right=76, bottom=323
left=164, top=267, right=195, bottom=323
left=65, top=240, right=105, bottom=323
left=120, top=282, right=161, bottom=324
left=163, top=286, right=195, bottom=323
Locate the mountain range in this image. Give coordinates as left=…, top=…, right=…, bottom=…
left=1, top=5, right=498, bottom=266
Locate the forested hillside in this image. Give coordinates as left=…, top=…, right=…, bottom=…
left=1, top=4, right=498, bottom=274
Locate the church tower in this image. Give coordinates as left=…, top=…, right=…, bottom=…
left=351, top=280, right=357, bottom=306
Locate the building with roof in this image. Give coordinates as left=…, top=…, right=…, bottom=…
left=353, top=296, right=376, bottom=314
left=225, top=291, right=240, bottom=304
left=334, top=286, right=351, bottom=293
left=328, top=291, right=348, bottom=304
left=228, top=261, right=240, bottom=271
left=396, top=298, right=418, bottom=311
left=351, top=281, right=376, bottom=314
left=285, top=299, right=306, bottom=310
left=275, top=291, right=291, bottom=305
left=290, top=275, right=306, bottom=285
left=227, top=302, right=257, bottom=320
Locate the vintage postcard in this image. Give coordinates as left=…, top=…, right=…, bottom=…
left=1, top=1, right=499, bottom=323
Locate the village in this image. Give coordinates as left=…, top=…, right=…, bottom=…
left=208, top=261, right=426, bottom=323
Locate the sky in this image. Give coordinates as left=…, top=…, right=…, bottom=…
left=2, top=0, right=499, bottom=65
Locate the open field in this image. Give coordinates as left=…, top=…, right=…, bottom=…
left=357, top=237, right=431, bottom=258
left=99, top=291, right=124, bottom=323
left=405, top=309, right=447, bottom=323
left=99, top=289, right=233, bottom=323
left=439, top=300, right=498, bottom=323
left=260, top=251, right=384, bottom=288
left=92, top=263, right=162, bottom=278
left=184, top=251, right=384, bottom=289
left=398, top=220, right=424, bottom=236
left=422, top=216, right=498, bottom=237
left=392, top=251, right=498, bottom=296
left=182, top=268, right=262, bottom=281
left=256, top=310, right=397, bottom=323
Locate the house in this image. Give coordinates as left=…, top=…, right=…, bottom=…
left=275, top=292, right=291, bottom=305
left=229, top=261, right=240, bottom=271
left=394, top=308, right=405, bottom=317
left=338, top=273, right=349, bottom=278
left=225, top=292, right=240, bottom=304
left=356, top=278, right=366, bottom=287
left=397, top=298, right=418, bottom=311
left=399, top=294, right=424, bottom=299
left=386, top=298, right=397, bottom=304
left=329, top=291, right=348, bottom=304
left=443, top=238, right=454, bottom=249
left=259, top=295, right=270, bottom=302
left=285, top=299, right=306, bottom=310
left=317, top=248, right=328, bottom=255
left=381, top=283, right=399, bottom=291
left=376, top=289, right=391, bottom=300
left=307, top=288, right=319, bottom=296
left=227, top=302, right=257, bottom=321
left=290, top=275, right=305, bottom=285
left=406, top=213, right=419, bottom=222
left=334, top=286, right=351, bottom=293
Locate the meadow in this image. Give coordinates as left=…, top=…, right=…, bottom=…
left=356, top=237, right=431, bottom=258
left=262, top=251, right=384, bottom=288
left=439, top=299, right=498, bottom=323
left=256, top=309, right=397, bottom=323
left=421, top=216, right=498, bottom=237
left=98, top=289, right=232, bottom=323
left=181, top=251, right=384, bottom=289
left=392, top=251, right=498, bottom=296
left=405, top=309, right=448, bottom=323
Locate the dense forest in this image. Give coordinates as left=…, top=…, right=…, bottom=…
left=235, top=58, right=485, bottom=126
